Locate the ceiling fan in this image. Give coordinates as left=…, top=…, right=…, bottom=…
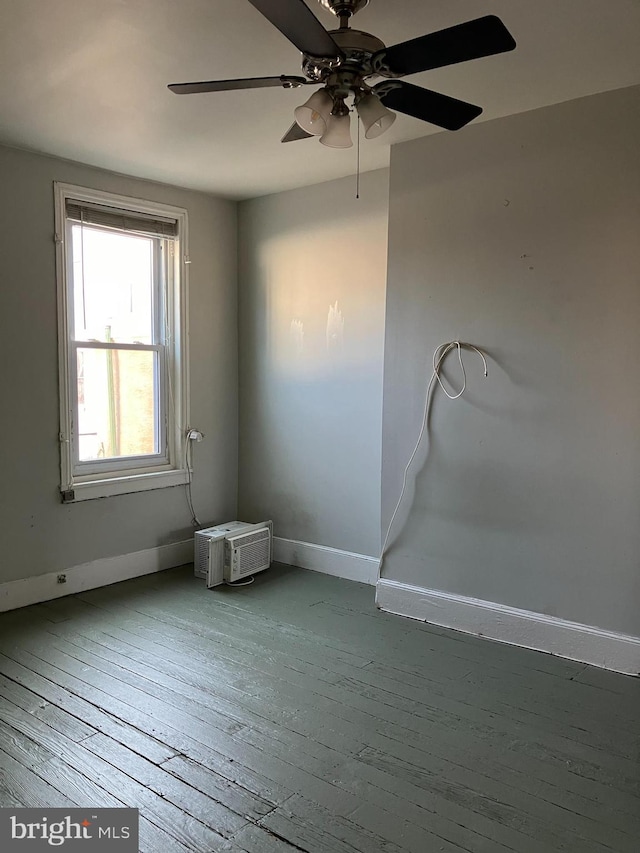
left=168, top=0, right=516, bottom=149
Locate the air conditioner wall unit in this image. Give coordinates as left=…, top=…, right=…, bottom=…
left=194, top=520, right=273, bottom=588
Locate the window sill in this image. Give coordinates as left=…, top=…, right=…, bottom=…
left=62, top=468, right=190, bottom=502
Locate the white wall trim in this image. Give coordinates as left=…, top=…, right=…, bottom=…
left=0, top=540, right=193, bottom=613
left=274, top=537, right=379, bottom=586
left=376, top=578, right=640, bottom=676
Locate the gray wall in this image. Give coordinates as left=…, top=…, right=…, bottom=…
left=382, top=85, right=640, bottom=636
left=238, top=170, right=389, bottom=557
left=0, top=144, right=238, bottom=584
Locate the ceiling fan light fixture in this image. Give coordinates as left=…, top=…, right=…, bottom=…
left=319, top=110, right=353, bottom=148
left=356, top=92, right=396, bottom=139
left=294, top=88, right=333, bottom=136
left=168, top=6, right=516, bottom=149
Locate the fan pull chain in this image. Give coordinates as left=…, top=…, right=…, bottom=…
left=356, top=112, right=360, bottom=199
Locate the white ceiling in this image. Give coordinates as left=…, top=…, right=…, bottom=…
left=1, top=0, right=639, bottom=199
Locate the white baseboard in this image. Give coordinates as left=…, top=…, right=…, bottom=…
left=274, top=537, right=379, bottom=586
left=0, top=540, right=193, bottom=613
left=376, top=578, right=640, bottom=676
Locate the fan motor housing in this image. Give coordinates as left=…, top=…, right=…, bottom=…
left=302, top=28, right=385, bottom=81
left=330, top=28, right=385, bottom=57
left=319, top=0, right=369, bottom=17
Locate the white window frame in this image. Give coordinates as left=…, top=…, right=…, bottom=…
left=54, top=183, right=190, bottom=502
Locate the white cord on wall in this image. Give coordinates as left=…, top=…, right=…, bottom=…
left=378, top=341, right=488, bottom=574
left=161, top=282, right=203, bottom=528
left=184, top=430, right=202, bottom=527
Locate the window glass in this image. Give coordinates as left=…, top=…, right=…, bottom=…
left=76, top=347, right=159, bottom=462
left=71, top=225, right=155, bottom=345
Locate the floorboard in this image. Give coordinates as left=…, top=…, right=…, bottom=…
left=0, top=563, right=638, bottom=853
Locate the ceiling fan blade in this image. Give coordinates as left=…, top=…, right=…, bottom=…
left=281, top=122, right=314, bottom=143
left=168, top=75, right=311, bottom=94
left=247, top=0, right=342, bottom=59
left=373, top=15, right=515, bottom=77
left=375, top=81, right=482, bottom=131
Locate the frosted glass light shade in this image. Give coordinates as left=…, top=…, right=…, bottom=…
left=319, top=112, right=353, bottom=148
left=294, top=89, right=333, bottom=136
left=356, top=93, right=396, bottom=139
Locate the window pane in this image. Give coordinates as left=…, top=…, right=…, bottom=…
left=76, top=347, right=160, bottom=462
left=71, top=225, right=156, bottom=344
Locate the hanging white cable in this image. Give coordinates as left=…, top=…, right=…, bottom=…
left=432, top=340, right=487, bottom=400
left=164, top=323, right=197, bottom=525
left=160, top=246, right=202, bottom=528
left=378, top=341, right=488, bottom=573
left=184, top=434, right=201, bottom=527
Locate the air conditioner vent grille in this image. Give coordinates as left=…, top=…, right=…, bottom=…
left=226, top=528, right=271, bottom=581
left=227, top=529, right=269, bottom=548
left=195, top=533, right=211, bottom=578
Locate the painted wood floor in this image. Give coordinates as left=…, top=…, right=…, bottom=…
left=0, top=564, right=638, bottom=853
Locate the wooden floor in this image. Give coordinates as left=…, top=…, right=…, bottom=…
left=0, top=564, right=638, bottom=853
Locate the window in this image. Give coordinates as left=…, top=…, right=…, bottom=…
left=55, top=184, right=190, bottom=501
